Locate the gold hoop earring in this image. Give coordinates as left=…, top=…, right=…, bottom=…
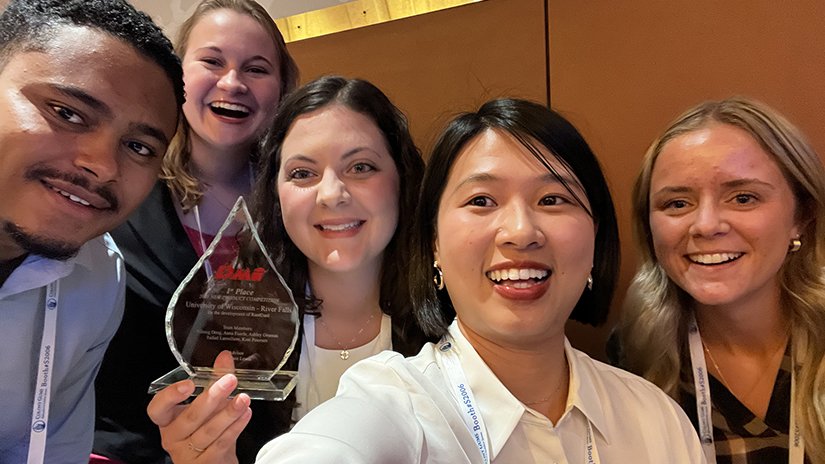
left=790, top=238, right=802, bottom=252
left=433, top=260, right=445, bottom=290
left=587, top=274, right=593, bottom=291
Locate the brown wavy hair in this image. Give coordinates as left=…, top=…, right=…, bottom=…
left=161, top=0, right=299, bottom=211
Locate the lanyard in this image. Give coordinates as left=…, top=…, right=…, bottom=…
left=439, top=339, right=491, bottom=464
left=192, top=205, right=214, bottom=278
left=584, top=419, right=600, bottom=464
left=789, top=367, right=804, bottom=463
left=438, top=337, right=601, bottom=464
left=27, top=280, right=59, bottom=464
left=687, top=315, right=804, bottom=464
left=192, top=162, right=255, bottom=279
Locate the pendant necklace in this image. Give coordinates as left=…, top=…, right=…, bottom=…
left=318, top=311, right=377, bottom=360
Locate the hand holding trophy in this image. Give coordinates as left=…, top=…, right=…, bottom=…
left=150, top=197, right=299, bottom=401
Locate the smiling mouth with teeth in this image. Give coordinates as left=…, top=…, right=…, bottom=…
left=50, top=186, right=92, bottom=207
left=315, top=221, right=364, bottom=232
left=486, top=268, right=550, bottom=288
left=688, top=252, right=744, bottom=265
left=210, top=102, right=250, bottom=119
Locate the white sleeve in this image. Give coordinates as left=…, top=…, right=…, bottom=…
left=667, top=395, right=709, bottom=464
left=257, top=355, right=424, bottom=464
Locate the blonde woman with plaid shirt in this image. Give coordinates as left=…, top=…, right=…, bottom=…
left=612, top=97, right=825, bottom=464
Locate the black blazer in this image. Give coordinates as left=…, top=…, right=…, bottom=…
left=93, top=181, right=293, bottom=464
left=93, top=181, right=429, bottom=464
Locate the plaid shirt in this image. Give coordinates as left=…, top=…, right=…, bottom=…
left=679, top=351, right=809, bottom=464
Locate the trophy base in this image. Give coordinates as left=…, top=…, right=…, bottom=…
left=148, top=366, right=298, bottom=401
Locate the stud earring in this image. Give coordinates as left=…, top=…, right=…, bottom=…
left=433, top=260, right=445, bottom=290
left=587, top=273, right=593, bottom=291
left=790, top=238, right=802, bottom=252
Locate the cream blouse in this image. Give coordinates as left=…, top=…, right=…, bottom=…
left=292, top=313, right=392, bottom=421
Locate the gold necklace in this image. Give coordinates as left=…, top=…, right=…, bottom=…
left=701, top=340, right=733, bottom=388
left=524, top=365, right=569, bottom=406
left=702, top=337, right=788, bottom=396
left=318, top=312, right=377, bottom=360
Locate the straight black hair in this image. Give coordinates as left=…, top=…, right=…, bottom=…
left=411, top=98, right=620, bottom=337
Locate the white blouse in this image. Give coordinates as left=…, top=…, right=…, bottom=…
left=293, top=313, right=392, bottom=421
left=260, top=321, right=706, bottom=464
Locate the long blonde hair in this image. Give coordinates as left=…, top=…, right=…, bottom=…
left=619, top=96, right=825, bottom=462
left=161, top=0, right=299, bottom=211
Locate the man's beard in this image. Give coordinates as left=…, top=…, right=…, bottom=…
left=3, top=221, right=80, bottom=261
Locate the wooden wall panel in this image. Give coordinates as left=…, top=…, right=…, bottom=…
left=549, top=0, right=825, bottom=360
left=275, top=0, right=482, bottom=42
left=285, top=0, right=547, bottom=153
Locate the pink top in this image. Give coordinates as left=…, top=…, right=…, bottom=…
left=182, top=224, right=241, bottom=269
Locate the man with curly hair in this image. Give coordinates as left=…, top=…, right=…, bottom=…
left=0, top=1, right=184, bottom=462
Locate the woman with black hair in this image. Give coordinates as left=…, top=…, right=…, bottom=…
left=147, top=76, right=430, bottom=463
left=248, top=98, right=706, bottom=463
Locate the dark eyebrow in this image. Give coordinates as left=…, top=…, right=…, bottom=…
left=284, top=147, right=377, bottom=165
left=130, top=123, right=170, bottom=147
left=454, top=172, right=580, bottom=192
left=454, top=172, right=499, bottom=191
left=284, top=154, right=317, bottom=164
left=52, top=85, right=168, bottom=145
left=51, top=84, right=112, bottom=118
left=341, top=147, right=376, bottom=160
left=540, top=172, right=583, bottom=190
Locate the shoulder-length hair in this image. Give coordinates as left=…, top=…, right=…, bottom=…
left=250, top=75, right=424, bottom=327
left=162, top=0, right=299, bottom=211
left=410, top=98, right=620, bottom=337
left=619, top=96, right=825, bottom=463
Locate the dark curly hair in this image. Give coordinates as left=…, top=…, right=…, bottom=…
left=0, top=0, right=184, bottom=109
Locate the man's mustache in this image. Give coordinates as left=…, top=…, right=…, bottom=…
left=25, top=166, right=119, bottom=212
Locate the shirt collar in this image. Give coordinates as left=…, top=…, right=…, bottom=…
left=445, top=321, right=611, bottom=461
left=563, top=338, right=611, bottom=444
left=446, top=321, right=522, bottom=461
left=0, top=236, right=97, bottom=299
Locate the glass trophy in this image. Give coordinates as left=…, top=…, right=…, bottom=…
left=149, top=197, right=299, bottom=401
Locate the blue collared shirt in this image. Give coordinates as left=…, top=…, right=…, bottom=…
left=0, top=234, right=125, bottom=464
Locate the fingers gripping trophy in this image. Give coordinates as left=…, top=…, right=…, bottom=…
left=151, top=197, right=300, bottom=400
